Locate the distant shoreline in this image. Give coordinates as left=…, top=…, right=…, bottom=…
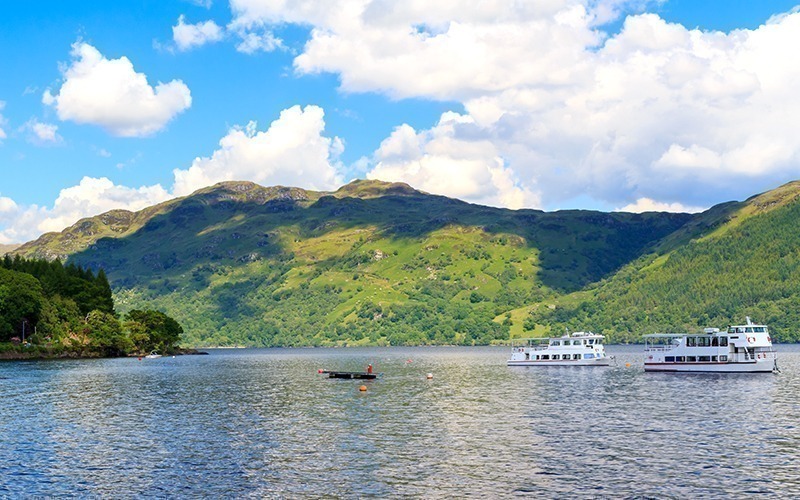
left=0, top=347, right=207, bottom=361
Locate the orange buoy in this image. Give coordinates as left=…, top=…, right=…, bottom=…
left=625, top=363, right=631, bottom=367
left=318, top=369, right=323, bottom=373
left=359, top=385, right=367, bottom=392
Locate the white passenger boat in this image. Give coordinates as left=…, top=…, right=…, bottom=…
left=643, top=317, right=777, bottom=373
left=507, top=332, right=611, bottom=366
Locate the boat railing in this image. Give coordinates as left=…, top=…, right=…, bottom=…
left=729, top=349, right=777, bottom=363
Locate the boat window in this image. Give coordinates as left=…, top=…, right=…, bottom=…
left=745, top=327, right=754, bottom=333
left=552, top=341, right=561, bottom=346
left=755, top=327, right=766, bottom=333
left=720, top=337, right=728, bottom=347
left=687, top=356, right=697, bottom=362
left=720, top=355, right=728, bottom=362
left=686, top=337, right=697, bottom=347
left=665, top=356, right=675, bottom=362
left=553, top=355, right=561, bottom=360
left=573, top=340, right=581, bottom=345
left=698, top=356, right=710, bottom=362
left=711, top=356, right=718, bottom=362
left=584, top=353, right=594, bottom=359
left=676, top=356, right=685, bottom=362
left=542, top=355, right=549, bottom=360
left=711, top=337, right=719, bottom=347
left=573, top=354, right=581, bottom=360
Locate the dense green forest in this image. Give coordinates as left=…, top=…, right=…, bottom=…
left=0, top=255, right=183, bottom=357
left=12, top=178, right=800, bottom=347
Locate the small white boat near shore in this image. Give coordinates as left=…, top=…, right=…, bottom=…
left=643, top=317, right=777, bottom=373
left=145, top=350, right=162, bottom=359
left=507, top=332, right=611, bottom=366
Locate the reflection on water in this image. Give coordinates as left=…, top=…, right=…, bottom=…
left=1, top=345, right=799, bottom=497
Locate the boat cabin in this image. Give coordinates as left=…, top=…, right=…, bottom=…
left=508, top=332, right=610, bottom=366
left=642, top=318, right=776, bottom=372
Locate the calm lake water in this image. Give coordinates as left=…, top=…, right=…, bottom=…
left=1, top=344, right=799, bottom=498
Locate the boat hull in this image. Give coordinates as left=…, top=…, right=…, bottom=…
left=644, top=361, right=774, bottom=373
left=325, top=371, right=377, bottom=379
left=507, top=359, right=610, bottom=367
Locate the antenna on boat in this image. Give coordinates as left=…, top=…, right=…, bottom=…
left=746, top=316, right=752, bottom=325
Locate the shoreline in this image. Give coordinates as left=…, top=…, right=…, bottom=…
left=0, top=347, right=208, bottom=361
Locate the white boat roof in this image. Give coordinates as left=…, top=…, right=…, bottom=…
left=644, top=324, right=769, bottom=338
left=643, top=333, right=694, bottom=338
left=516, top=333, right=605, bottom=341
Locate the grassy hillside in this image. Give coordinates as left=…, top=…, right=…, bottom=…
left=16, top=179, right=692, bottom=346
left=521, top=181, right=800, bottom=342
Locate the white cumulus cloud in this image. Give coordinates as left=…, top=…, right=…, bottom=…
left=367, top=113, right=538, bottom=209
left=173, top=15, right=224, bottom=51
left=43, top=42, right=192, bottom=137
left=616, top=198, right=706, bottom=213
left=172, top=104, right=343, bottom=196
left=0, top=196, right=17, bottom=215
left=0, top=177, right=173, bottom=244
left=37, top=177, right=172, bottom=233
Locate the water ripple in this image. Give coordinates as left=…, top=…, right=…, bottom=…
left=1, top=345, right=799, bottom=497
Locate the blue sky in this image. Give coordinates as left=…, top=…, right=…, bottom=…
left=1, top=0, right=799, bottom=243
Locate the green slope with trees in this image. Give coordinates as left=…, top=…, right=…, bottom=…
left=14, top=180, right=692, bottom=347
left=14, top=178, right=800, bottom=347
left=520, top=181, right=800, bottom=343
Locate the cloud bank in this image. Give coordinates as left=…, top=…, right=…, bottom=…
left=1, top=105, right=344, bottom=243
left=227, top=0, right=800, bottom=211
left=6, top=2, right=800, bottom=244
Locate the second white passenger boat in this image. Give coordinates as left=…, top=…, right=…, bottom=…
left=642, top=317, right=777, bottom=373
left=507, top=332, right=611, bottom=366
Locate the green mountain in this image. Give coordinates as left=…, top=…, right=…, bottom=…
left=13, top=179, right=694, bottom=346
left=521, top=181, right=800, bottom=342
